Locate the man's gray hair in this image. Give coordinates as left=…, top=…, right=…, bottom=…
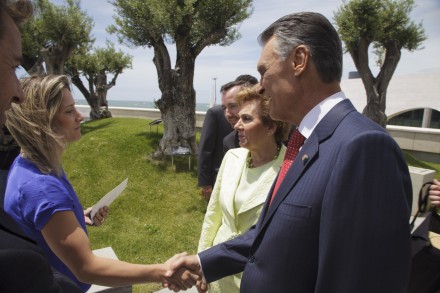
left=258, top=12, right=343, bottom=83
left=0, top=0, right=33, bottom=39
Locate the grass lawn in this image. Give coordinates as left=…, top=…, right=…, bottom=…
left=64, top=117, right=206, bottom=293
left=404, top=151, right=440, bottom=178
left=64, top=117, right=439, bottom=292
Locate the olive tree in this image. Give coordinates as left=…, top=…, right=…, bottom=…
left=334, top=0, right=426, bottom=126
left=67, top=43, right=133, bottom=120
left=21, top=0, right=94, bottom=75
left=109, top=0, right=253, bottom=157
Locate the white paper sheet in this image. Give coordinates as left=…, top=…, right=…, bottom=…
left=90, top=178, right=128, bottom=222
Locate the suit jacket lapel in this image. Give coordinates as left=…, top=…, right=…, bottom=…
left=259, top=99, right=356, bottom=229
left=222, top=149, right=247, bottom=220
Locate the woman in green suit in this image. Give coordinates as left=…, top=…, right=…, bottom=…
left=197, top=87, right=289, bottom=292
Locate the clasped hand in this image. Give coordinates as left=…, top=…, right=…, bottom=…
left=162, top=253, right=207, bottom=292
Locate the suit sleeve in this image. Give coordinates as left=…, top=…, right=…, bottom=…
left=222, top=131, right=236, bottom=154
left=315, top=131, right=412, bottom=292
left=198, top=109, right=217, bottom=187
left=199, top=224, right=256, bottom=283
left=0, top=249, right=65, bottom=293
left=197, top=152, right=228, bottom=252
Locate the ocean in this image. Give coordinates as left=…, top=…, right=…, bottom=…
left=75, top=99, right=211, bottom=112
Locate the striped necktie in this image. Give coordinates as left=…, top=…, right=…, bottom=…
left=270, top=129, right=305, bottom=205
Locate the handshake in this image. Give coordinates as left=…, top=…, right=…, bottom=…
left=161, top=253, right=207, bottom=292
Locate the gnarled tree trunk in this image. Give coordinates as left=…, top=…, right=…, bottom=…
left=71, top=72, right=119, bottom=120
left=350, top=39, right=401, bottom=128
left=40, top=45, right=72, bottom=75
left=151, top=41, right=197, bottom=157
left=71, top=74, right=100, bottom=120
left=362, top=87, right=387, bottom=127
left=153, top=76, right=197, bottom=157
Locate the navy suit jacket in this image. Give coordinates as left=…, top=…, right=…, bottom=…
left=0, top=208, right=81, bottom=292
left=199, top=100, right=412, bottom=292
left=198, top=105, right=233, bottom=187
left=223, top=130, right=239, bottom=154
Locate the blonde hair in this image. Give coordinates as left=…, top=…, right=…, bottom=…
left=6, top=75, right=71, bottom=176
left=235, top=87, right=289, bottom=144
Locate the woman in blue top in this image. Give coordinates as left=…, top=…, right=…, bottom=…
left=4, top=75, right=197, bottom=292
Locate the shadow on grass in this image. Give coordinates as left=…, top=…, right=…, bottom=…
left=186, top=200, right=207, bottom=214
left=146, top=152, right=198, bottom=175
left=145, top=133, right=162, bottom=149
left=80, top=120, right=114, bottom=136
left=135, top=126, right=199, bottom=176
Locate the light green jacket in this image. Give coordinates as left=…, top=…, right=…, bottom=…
left=198, top=146, right=286, bottom=292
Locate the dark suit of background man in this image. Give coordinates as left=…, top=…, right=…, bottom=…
left=198, top=75, right=258, bottom=202
left=0, top=1, right=80, bottom=291
left=0, top=126, right=20, bottom=208
left=197, top=105, right=233, bottom=201
left=168, top=12, right=412, bottom=293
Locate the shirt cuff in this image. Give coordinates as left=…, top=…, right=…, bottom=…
left=197, top=254, right=207, bottom=284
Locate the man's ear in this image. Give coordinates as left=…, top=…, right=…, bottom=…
left=289, top=45, right=310, bottom=76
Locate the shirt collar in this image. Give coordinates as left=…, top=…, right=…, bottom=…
left=298, top=91, right=347, bottom=139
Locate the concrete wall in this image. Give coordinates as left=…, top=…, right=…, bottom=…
left=341, top=73, right=440, bottom=116
left=387, top=125, right=440, bottom=163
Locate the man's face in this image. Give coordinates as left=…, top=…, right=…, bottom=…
left=221, top=86, right=241, bottom=128
left=257, top=37, right=298, bottom=123
left=0, top=11, right=25, bottom=126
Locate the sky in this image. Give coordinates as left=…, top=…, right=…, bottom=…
left=50, top=0, right=440, bottom=105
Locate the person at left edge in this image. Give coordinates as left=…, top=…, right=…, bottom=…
left=0, top=0, right=81, bottom=291
left=5, top=75, right=199, bottom=292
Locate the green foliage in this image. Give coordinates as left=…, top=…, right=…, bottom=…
left=334, top=0, right=426, bottom=57
left=95, top=42, right=133, bottom=74
left=37, top=0, right=93, bottom=48
left=68, top=42, right=133, bottom=77
left=108, top=0, right=253, bottom=49
left=21, top=0, right=94, bottom=71
left=334, top=0, right=427, bottom=127
left=107, top=0, right=254, bottom=156
left=63, top=118, right=205, bottom=292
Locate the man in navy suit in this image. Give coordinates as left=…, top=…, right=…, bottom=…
left=0, top=1, right=81, bottom=291
left=167, top=12, right=412, bottom=293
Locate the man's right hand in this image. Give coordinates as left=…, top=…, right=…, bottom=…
left=165, top=254, right=208, bottom=293
left=201, top=186, right=212, bottom=202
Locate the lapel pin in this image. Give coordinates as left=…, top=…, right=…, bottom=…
left=301, top=154, right=309, bottom=164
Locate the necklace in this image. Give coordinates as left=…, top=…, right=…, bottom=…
left=246, top=143, right=281, bottom=169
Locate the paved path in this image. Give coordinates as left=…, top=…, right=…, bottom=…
left=154, top=287, right=198, bottom=293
